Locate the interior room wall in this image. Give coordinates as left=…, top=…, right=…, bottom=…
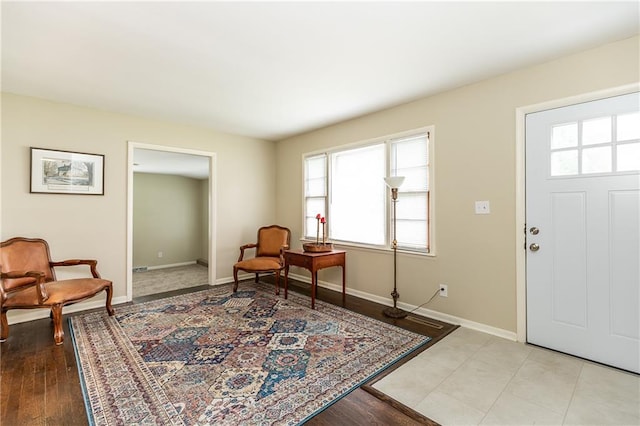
left=275, top=36, right=640, bottom=335
left=133, top=172, right=204, bottom=268
left=200, top=179, right=210, bottom=264
left=1, top=93, right=277, bottom=324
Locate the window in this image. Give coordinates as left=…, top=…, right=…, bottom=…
left=391, top=134, right=430, bottom=251
left=303, top=129, right=432, bottom=253
left=549, top=111, right=640, bottom=177
left=303, top=154, right=327, bottom=239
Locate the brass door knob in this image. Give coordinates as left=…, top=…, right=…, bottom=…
left=529, top=243, right=540, bottom=252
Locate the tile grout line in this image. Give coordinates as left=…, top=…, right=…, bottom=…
left=561, top=360, right=585, bottom=425
left=427, top=330, right=496, bottom=424
left=475, top=341, right=529, bottom=425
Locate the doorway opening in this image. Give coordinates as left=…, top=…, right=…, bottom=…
left=126, top=142, right=217, bottom=301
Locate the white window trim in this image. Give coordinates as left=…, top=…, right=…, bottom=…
left=300, top=126, right=436, bottom=256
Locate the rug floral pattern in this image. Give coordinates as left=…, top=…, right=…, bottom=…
left=70, top=283, right=430, bottom=425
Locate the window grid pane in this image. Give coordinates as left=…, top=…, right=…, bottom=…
left=550, top=150, right=578, bottom=176
left=582, top=116, right=612, bottom=146
left=391, top=133, right=430, bottom=250
left=617, top=142, right=640, bottom=172
left=396, top=219, right=427, bottom=250
left=551, top=123, right=578, bottom=149
left=330, top=144, right=385, bottom=245
left=582, top=146, right=612, bottom=174
left=548, top=113, right=640, bottom=177
left=304, top=155, right=327, bottom=239
left=617, top=112, right=640, bottom=141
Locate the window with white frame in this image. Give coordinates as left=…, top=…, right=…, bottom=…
left=303, top=129, right=432, bottom=252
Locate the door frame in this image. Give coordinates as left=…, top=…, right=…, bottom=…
left=514, top=83, right=639, bottom=342
left=126, top=141, right=218, bottom=301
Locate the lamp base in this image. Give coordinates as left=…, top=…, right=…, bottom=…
left=383, top=306, right=408, bottom=319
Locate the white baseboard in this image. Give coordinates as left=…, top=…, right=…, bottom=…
left=214, top=273, right=253, bottom=286
left=285, top=272, right=518, bottom=342
left=145, top=261, right=197, bottom=271
left=13, top=272, right=516, bottom=342
left=7, top=295, right=129, bottom=325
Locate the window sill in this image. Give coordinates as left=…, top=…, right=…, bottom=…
left=298, top=238, right=436, bottom=258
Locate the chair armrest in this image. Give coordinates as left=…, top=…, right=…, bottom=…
left=50, top=259, right=101, bottom=278
left=238, top=243, right=257, bottom=262
left=0, top=270, right=49, bottom=304
left=278, top=245, right=290, bottom=265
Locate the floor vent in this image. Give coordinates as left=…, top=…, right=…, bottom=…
left=132, top=266, right=148, bottom=273
left=406, top=316, right=444, bottom=329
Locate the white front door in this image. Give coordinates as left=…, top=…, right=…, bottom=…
left=526, top=92, right=640, bottom=373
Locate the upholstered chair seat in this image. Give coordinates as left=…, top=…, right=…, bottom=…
left=233, top=225, right=291, bottom=294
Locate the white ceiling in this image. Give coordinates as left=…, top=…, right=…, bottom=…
left=133, top=148, right=210, bottom=179
left=2, top=1, right=638, bottom=144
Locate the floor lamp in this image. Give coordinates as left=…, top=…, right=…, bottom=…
left=383, top=176, right=407, bottom=319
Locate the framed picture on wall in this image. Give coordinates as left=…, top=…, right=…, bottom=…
left=30, top=147, right=105, bottom=195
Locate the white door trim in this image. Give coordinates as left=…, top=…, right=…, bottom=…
left=514, top=83, right=639, bottom=342
left=126, top=141, right=218, bottom=301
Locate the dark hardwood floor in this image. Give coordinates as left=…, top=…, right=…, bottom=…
left=1, top=277, right=457, bottom=425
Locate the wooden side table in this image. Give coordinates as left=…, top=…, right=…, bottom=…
left=283, top=249, right=346, bottom=309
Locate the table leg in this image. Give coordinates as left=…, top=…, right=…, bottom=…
left=342, top=265, right=346, bottom=305
left=311, top=271, right=317, bottom=309
left=284, top=263, right=289, bottom=299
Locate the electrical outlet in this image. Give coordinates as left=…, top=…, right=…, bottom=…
left=157, top=251, right=163, bottom=258
left=439, top=284, right=448, bottom=297
left=475, top=200, right=491, bottom=214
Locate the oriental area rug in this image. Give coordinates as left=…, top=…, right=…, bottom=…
left=70, top=283, right=430, bottom=425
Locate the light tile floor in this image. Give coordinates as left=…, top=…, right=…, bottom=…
left=373, top=327, right=640, bottom=425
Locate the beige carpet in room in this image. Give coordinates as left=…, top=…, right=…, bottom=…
left=132, top=263, right=209, bottom=297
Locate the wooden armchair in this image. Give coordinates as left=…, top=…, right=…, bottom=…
left=0, top=237, right=114, bottom=345
left=233, top=225, right=291, bottom=294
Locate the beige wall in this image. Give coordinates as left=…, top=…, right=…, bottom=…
left=1, top=36, right=637, bottom=334
left=275, top=36, right=640, bottom=334
left=200, top=179, right=210, bottom=263
left=1, top=93, right=277, bottom=323
left=133, top=173, right=205, bottom=267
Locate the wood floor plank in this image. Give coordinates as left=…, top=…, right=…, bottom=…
left=1, top=278, right=456, bottom=425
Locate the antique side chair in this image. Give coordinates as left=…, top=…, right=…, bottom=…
left=0, top=237, right=114, bottom=345
left=233, top=225, right=291, bottom=294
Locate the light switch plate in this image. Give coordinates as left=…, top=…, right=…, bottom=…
left=475, top=200, right=490, bottom=214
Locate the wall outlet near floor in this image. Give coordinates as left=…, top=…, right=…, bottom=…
left=157, top=251, right=163, bottom=258
left=439, top=284, right=448, bottom=297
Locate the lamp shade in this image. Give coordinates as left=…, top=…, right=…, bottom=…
left=384, top=176, right=405, bottom=189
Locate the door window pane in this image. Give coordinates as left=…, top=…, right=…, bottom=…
left=582, top=116, right=611, bottom=146
left=582, top=146, right=612, bottom=174
left=617, top=143, right=640, bottom=172
left=617, top=112, right=640, bottom=141
left=551, top=123, right=578, bottom=149
left=551, top=150, right=578, bottom=176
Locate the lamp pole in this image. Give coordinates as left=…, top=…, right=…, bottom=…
left=383, top=178, right=407, bottom=319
